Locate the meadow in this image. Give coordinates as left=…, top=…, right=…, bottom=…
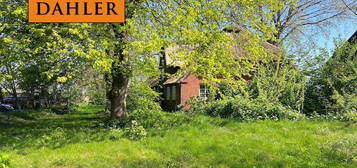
left=0, top=105, right=356, bottom=168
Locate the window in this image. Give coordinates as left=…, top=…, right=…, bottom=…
left=171, top=85, right=176, bottom=100
left=165, top=85, right=177, bottom=101
left=165, top=86, right=170, bottom=100
left=199, top=84, right=209, bottom=100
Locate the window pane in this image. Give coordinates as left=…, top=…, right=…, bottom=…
left=199, top=84, right=208, bottom=99
left=166, top=87, right=170, bottom=100
left=171, top=85, right=176, bottom=100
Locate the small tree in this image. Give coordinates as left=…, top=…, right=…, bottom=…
left=304, top=32, right=357, bottom=117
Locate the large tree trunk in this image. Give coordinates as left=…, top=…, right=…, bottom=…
left=106, top=0, right=141, bottom=119
left=108, top=24, right=130, bottom=120
left=109, top=70, right=129, bottom=119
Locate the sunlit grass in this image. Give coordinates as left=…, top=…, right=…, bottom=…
left=1, top=105, right=356, bottom=168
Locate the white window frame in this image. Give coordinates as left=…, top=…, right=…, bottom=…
left=199, top=84, right=209, bottom=100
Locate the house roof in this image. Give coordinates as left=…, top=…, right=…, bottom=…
left=162, top=28, right=281, bottom=85
left=164, top=34, right=280, bottom=67
left=163, top=73, right=190, bottom=85
left=348, top=31, right=357, bottom=43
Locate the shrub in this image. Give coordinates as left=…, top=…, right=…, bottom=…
left=0, top=154, right=10, bottom=168
left=123, top=120, right=147, bottom=141
left=304, top=39, right=356, bottom=119
left=89, top=90, right=106, bottom=105
left=247, top=61, right=307, bottom=112
left=100, top=81, right=192, bottom=140
left=102, top=109, right=191, bottom=130
left=127, top=81, right=161, bottom=112
left=341, top=111, right=357, bottom=123
left=188, top=97, right=304, bottom=121
left=50, top=104, right=77, bottom=115
left=99, top=109, right=191, bottom=140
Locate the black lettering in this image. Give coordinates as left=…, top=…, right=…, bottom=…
left=83, top=2, right=92, bottom=15
left=67, top=2, right=79, bottom=15
left=37, top=2, right=50, bottom=15
left=107, top=2, right=118, bottom=15
left=52, top=2, right=64, bottom=15
left=95, top=2, right=103, bottom=15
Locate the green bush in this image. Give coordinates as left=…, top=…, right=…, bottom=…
left=0, top=154, right=10, bottom=168
left=99, top=81, right=193, bottom=138
left=50, top=104, right=77, bottom=115
left=188, top=97, right=304, bottom=121
left=304, top=39, right=356, bottom=120
left=103, top=109, right=191, bottom=130
left=108, top=129, right=123, bottom=141
left=89, top=90, right=107, bottom=105
left=247, top=61, right=307, bottom=112
left=100, top=109, right=192, bottom=140
left=127, top=81, right=161, bottom=112
left=123, top=120, right=147, bottom=141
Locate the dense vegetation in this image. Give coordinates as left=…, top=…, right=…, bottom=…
left=304, top=39, right=357, bottom=121
left=0, top=0, right=356, bottom=167
left=1, top=105, right=356, bottom=168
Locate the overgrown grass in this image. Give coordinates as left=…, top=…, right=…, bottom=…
left=0, top=105, right=356, bottom=168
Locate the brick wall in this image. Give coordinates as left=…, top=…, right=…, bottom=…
left=180, top=74, right=202, bottom=106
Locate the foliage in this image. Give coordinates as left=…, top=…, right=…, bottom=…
left=192, top=60, right=307, bottom=121
left=188, top=97, right=304, bottom=121
left=127, top=81, right=161, bottom=112
left=102, top=109, right=192, bottom=137
left=304, top=39, right=357, bottom=121
left=88, top=89, right=106, bottom=105
left=0, top=153, right=10, bottom=168
left=100, top=81, right=191, bottom=136
left=247, top=60, right=307, bottom=112
left=0, top=0, right=95, bottom=109
left=108, top=129, right=123, bottom=141
left=123, top=120, right=148, bottom=141
left=127, top=0, right=286, bottom=95
left=1, top=0, right=302, bottom=118
left=102, top=80, right=192, bottom=134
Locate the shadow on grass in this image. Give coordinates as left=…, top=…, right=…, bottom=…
left=0, top=105, right=110, bottom=151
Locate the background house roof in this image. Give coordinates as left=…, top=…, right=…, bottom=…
left=348, top=30, right=357, bottom=43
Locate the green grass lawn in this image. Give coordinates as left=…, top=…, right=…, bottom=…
left=0, top=105, right=356, bottom=168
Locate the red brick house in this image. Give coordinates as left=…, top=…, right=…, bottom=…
left=161, top=72, right=207, bottom=111
left=159, top=31, right=280, bottom=111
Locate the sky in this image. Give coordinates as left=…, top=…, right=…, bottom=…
left=285, top=16, right=356, bottom=69
left=317, top=19, right=357, bottom=52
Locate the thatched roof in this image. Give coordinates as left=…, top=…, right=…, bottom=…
left=164, top=35, right=280, bottom=67
left=162, top=29, right=281, bottom=85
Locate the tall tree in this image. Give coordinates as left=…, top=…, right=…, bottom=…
left=341, top=0, right=357, bottom=15
left=0, top=0, right=93, bottom=108
left=1, top=0, right=290, bottom=120
left=267, top=0, right=356, bottom=44
left=88, top=1, right=148, bottom=119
